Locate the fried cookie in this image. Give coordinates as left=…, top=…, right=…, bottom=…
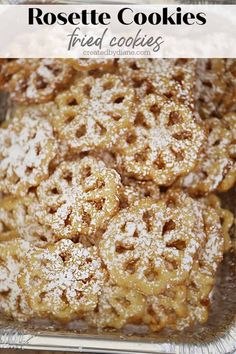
left=36, top=156, right=121, bottom=242
left=53, top=74, right=135, bottom=152
left=0, top=114, right=58, bottom=197
left=143, top=203, right=224, bottom=332
left=18, top=239, right=106, bottom=321
left=196, top=59, right=236, bottom=119
left=0, top=194, right=55, bottom=245
left=0, top=59, right=74, bottom=104
left=117, top=59, right=196, bottom=108
left=182, top=117, right=236, bottom=195
left=100, top=190, right=206, bottom=296
left=117, top=94, right=204, bottom=186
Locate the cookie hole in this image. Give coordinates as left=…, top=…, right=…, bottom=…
left=40, top=258, right=49, bottom=268
left=167, top=239, right=186, bottom=250
left=124, top=259, right=139, bottom=274
left=51, top=187, right=59, bottom=194
left=1, top=222, right=11, bottom=233
left=35, top=77, right=48, bottom=90
left=32, top=275, right=40, bottom=284
left=168, top=111, right=182, bottom=126
left=83, top=84, right=92, bottom=97
left=143, top=211, right=153, bottom=232
left=0, top=289, right=11, bottom=298
left=49, top=207, right=57, bottom=215
left=13, top=174, right=20, bottom=184
left=133, top=78, right=144, bottom=88
left=154, top=154, right=165, bottom=169
left=76, top=290, right=83, bottom=300
left=145, top=82, right=156, bottom=96
left=150, top=104, right=161, bottom=116
left=170, top=147, right=184, bottom=161
left=112, top=113, right=122, bottom=121
left=172, top=73, right=184, bottom=85
left=206, top=60, right=212, bottom=71
left=121, top=223, right=126, bottom=232
left=200, top=298, right=210, bottom=307
left=81, top=275, right=93, bottom=285
left=31, top=131, right=37, bottom=139
left=162, top=220, right=176, bottom=234
left=134, top=112, right=149, bottom=128
left=126, top=133, right=137, bottom=144
left=39, top=291, right=47, bottom=301
left=63, top=172, right=73, bottom=184
left=113, top=96, right=124, bottom=104
left=220, top=217, right=224, bottom=226
left=133, top=229, right=139, bottom=238
left=59, top=251, right=70, bottom=262
left=93, top=198, right=105, bottom=210
left=40, top=235, right=47, bottom=242
left=64, top=212, right=72, bottom=227
left=4, top=137, right=11, bottom=148
left=103, top=81, right=114, bottom=91
left=49, top=65, right=61, bottom=76
left=19, top=79, right=28, bottom=91
left=202, top=80, right=213, bottom=88
left=81, top=166, right=92, bottom=179
left=36, top=144, right=41, bottom=156
left=61, top=289, right=69, bottom=305
left=84, top=179, right=105, bottom=193
left=135, top=151, right=147, bottom=162
left=65, top=114, right=76, bottom=124
left=130, top=62, right=139, bottom=70
left=12, top=254, right=20, bottom=262
left=25, top=166, right=33, bottom=175
left=166, top=196, right=177, bottom=208
left=96, top=179, right=105, bottom=189
left=82, top=211, right=91, bottom=226
left=97, top=123, right=107, bottom=136
left=76, top=125, right=87, bottom=138
left=67, top=98, right=77, bottom=106
left=175, top=58, right=188, bottom=65
left=172, top=131, right=192, bottom=140
left=147, top=305, right=156, bottom=318
left=88, top=68, right=100, bottom=77
left=116, top=296, right=131, bottom=308
left=108, top=305, right=119, bottom=318
left=144, top=268, right=158, bottom=281
left=115, top=243, right=134, bottom=253
left=165, top=259, right=178, bottom=270
left=213, top=139, right=221, bottom=146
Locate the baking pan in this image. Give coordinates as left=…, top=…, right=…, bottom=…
left=0, top=1, right=236, bottom=352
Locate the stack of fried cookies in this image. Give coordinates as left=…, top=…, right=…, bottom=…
left=0, top=58, right=235, bottom=332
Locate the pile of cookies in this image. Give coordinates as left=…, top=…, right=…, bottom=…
left=0, top=58, right=235, bottom=332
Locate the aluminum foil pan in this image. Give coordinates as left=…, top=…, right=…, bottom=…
left=0, top=249, right=235, bottom=353
left=0, top=1, right=235, bottom=352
